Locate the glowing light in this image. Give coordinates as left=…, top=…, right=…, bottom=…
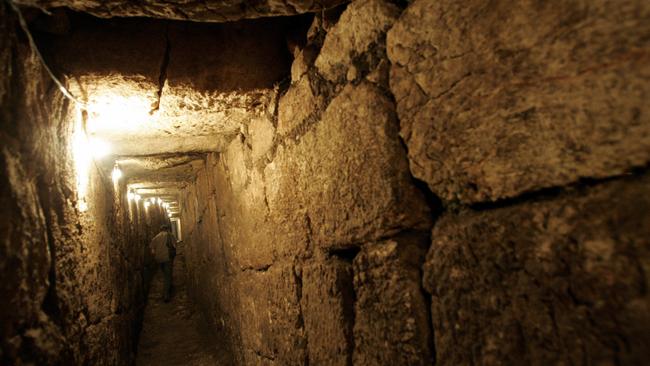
left=134, top=194, right=141, bottom=202
left=111, top=165, right=122, bottom=184
left=127, top=191, right=135, bottom=201
left=168, top=213, right=172, bottom=218
left=88, top=138, right=111, bottom=158
left=72, top=108, right=91, bottom=209
left=85, top=95, right=155, bottom=134
left=157, top=198, right=162, bottom=204
left=144, top=201, right=150, bottom=209
left=78, top=200, right=88, bottom=212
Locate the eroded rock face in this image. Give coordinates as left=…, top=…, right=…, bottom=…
left=1, top=4, right=168, bottom=365
left=17, top=0, right=347, bottom=22
left=301, top=258, right=354, bottom=366
left=353, top=234, right=433, bottom=366
left=315, top=0, right=399, bottom=82
left=424, top=176, right=650, bottom=365
left=388, top=0, right=650, bottom=204
left=267, top=82, right=432, bottom=250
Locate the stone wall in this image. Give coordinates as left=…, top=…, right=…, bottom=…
left=180, top=0, right=650, bottom=365
left=180, top=2, right=435, bottom=365
left=0, top=4, right=166, bottom=364
left=388, top=0, right=650, bottom=364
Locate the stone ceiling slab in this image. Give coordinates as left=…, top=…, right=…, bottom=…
left=17, top=0, right=347, bottom=22
left=37, top=13, right=291, bottom=156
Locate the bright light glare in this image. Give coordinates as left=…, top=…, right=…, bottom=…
left=134, top=194, right=141, bottom=202
left=157, top=198, right=162, bottom=204
left=86, top=95, right=154, bottom=134
left=88, top=138, right=110, bottom=158
left=144, top=201, right=150, bottom=209
left=78, top=200, right=89, bottom=212
left=111, top=166, right=122, bottom=184
left=72, top=108, right=91, bottom=210
left=127, top=191, right=135, bottom=201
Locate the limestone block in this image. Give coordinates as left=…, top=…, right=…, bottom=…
left=249, top=117, right=276, bottom=161
left=301, top=258, right=354, bottom=365
left=353, top=234, right=433, bottom=365
left=388, top=0, right=650, bottom=204
left=424, top=175, right=650, bottom=365
left=236, top=262, right=306, bottom=365
left=16, top=0, right=347, bottom=22
left=291, top=45, right=319, bottom=83
left=315, top=0, right=400, bottom=82
left=277, top=75, right=322, bottom=136
left=266, top=82, right=431, bottom=250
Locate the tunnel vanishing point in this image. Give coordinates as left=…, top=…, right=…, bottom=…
left=1, top=0, right=649, bottom=365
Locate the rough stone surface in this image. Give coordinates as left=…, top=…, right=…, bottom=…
left=17, top=0, right=347, bottom=22
left=38, top=13, right=290, bottom=156
left=277, top=74, right=322, bottom=136
left=315, top=0, right=399, bottom=82
left=424, top=175, right=650, bottom=365
left=388, top=0, right=650, bottom=204
left=267, top=82, right=432, bottom=250
left=353, top=234, right=433, bottom=366
left=1, top=6, right=169, bottom=364
left=5, top=0, right=648, bottom=364
left=301, top=258, right=354, bottom=365
left=249, top=116, right=276, bottom=161
left=176, top=3, right=437, bottom=364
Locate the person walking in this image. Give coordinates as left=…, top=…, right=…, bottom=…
left=149, top=224, right=177, bottom=302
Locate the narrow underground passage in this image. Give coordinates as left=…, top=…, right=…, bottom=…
left=2, top=1, right=649, bottom=366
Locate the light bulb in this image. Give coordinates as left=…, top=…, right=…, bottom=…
left=111, top=165, right=122, bottom=184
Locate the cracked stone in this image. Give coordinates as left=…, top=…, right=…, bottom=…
left=387, top=0, right=650, bottom=204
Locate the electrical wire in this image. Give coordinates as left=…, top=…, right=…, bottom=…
left=6, top=0, right=87, bottom=108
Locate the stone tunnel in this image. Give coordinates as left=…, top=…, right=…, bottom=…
left=1, top=0, right=649, bottom=365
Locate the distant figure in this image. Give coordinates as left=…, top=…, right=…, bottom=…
left=150, top=224, right=177, bottom=302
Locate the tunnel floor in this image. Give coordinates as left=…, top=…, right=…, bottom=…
left=136, top=248, right=229, bottom=366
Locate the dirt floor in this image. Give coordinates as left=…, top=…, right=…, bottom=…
left=136, top=251, right=229, bottom=366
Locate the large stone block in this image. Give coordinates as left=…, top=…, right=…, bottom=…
left=265, top=82, right=432, bottom=250
left=236, top=262, right=306, bottom=365
left=353, top=233, right=433, bottom=366
left=315, top=0, right=400, bottom=82
left=17, top=0, right=347, bottom=23
left=301, top=258, right=354, bottom=365
left=424, top=175, right=650, bottom=365
left=388, top=0, right=650, bottom=204
left=277, top=75, right=323, bottom=136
